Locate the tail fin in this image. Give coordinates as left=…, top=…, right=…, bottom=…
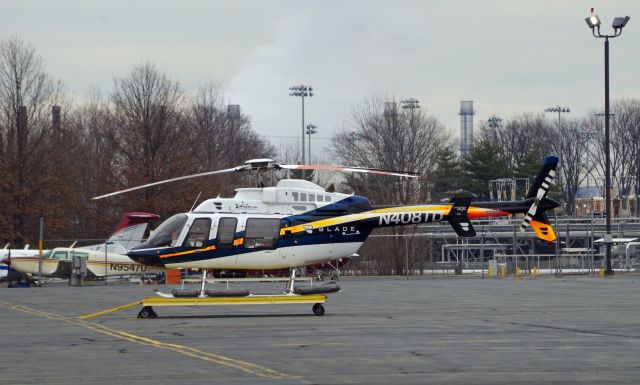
left=526, top=155, right=559, bottom=199
left=109, top=212, right=160, bottom=250
left=520, top=156, right=559, bottom=241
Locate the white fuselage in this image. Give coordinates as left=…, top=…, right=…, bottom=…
left=10, top=248, right=164, bottom=278
left=131, top=179, right=365, bottom=270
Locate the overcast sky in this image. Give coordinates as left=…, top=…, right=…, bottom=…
left=3, top=0, right=639, bottom=153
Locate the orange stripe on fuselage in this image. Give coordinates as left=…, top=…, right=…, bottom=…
left=160, top=245, right=216, bottom=259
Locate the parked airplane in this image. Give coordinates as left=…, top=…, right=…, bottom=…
left=0, top=245, right=46, bottom=284
left=2, top=212, right=163, bottom=282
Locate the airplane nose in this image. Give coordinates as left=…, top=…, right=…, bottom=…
left=1, top=257, right=10, bottom=265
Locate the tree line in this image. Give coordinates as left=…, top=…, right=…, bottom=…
left=330, top=99, right=640, bottom=274
left=0, top=37, right=273, bottom=245
left=2, top=36, right=639, bottom=274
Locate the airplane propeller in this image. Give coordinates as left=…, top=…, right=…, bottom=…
left=92, top=158, right=419, bottom=200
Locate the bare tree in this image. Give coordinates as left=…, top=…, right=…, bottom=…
left=333, top=96, right=448, bottom=205
left=477, top=113, right=553, bottom=174
left=0, top=36, right=63, bottom=244
left=110, top=63, right=193, bottom=214
left=69, top=89, right=123, bottom=237
left=188, top=82, right=275, bottom=196
left=550, top=118, right=590, bottom=215
left=588, top=99, right=640, bottom=212
left=332, top=96, right=449, bottom=274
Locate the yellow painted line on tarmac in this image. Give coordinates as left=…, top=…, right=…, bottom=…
left=0, top=301, right=299, bottom=380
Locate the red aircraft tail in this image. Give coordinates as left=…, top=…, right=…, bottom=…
left=112, top=212, right=160, bottom=235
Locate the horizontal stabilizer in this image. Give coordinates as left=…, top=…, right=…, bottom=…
left=447, top=197, right=475, bottom=237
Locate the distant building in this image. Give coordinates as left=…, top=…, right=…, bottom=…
left=574, top=185, right=637, bottom=217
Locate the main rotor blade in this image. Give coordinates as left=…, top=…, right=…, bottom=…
left=279, top=164, right=419, bottom=178
left=92, top=166, right=244, bottom=200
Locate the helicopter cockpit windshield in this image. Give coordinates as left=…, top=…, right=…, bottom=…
left=143, top=214, right=188, bottom=248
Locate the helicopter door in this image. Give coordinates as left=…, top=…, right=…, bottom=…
left=279, top=218, right=297, bottom=263
left=215, top=217, right=238, bottom=249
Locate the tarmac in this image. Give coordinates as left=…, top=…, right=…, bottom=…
left=2, top=276, right=640, bottom=385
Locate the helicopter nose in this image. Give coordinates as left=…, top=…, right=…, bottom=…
left=127, top=251, right=165, bottom=268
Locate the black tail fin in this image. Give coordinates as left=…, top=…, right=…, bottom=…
left=447, top=197, right=475, bottom=237
left=520, top=155, right=559, bottom=242
left=526, top=155, right=559, bottom=199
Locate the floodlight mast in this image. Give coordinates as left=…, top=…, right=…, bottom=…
left=544, top=106, right=570, bottom=208
left=289, top=84, right=314, bottom=164
left=305, top=123, right=318, bottom=163
left=585, top=8, right=631, bottom=276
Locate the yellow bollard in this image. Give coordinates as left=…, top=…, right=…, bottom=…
left=598, top=268, right=605, bottom=277
left=499, top=265, right=507, bottom=277
left=487, top=267, right=493, bottom=276
left=515, top=267, right=522, bottom=276
left=533, top=267, right=539, bottom=276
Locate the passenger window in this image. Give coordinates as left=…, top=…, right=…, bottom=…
left=300, top=193, right=307, bottom=202
left=52, top=251, right=68, bottom=260
left=71, top=252, right=88, bottom=259
left=244, top=218, right=281, bottom=249
left=292, top=192, right=298, bottom=201
left=183, top=218, right=212, bottom=248
left=324, top=195, right=331, bottom=202
left=217, top=217, right=237, bottom=248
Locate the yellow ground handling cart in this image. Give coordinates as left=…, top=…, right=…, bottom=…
left=137, top=293, right=329, bottom=318
left=78, top=278, right=340, bottom=320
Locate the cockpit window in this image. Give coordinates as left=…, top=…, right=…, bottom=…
left=146, top=214, right=188, bottom=248
left=42, top=250, right=53, bottom=259
left=183, top=218, right=211, bottom=248
left=51, top=251, right=68, bottom=260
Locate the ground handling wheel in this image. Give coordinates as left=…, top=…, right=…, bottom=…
left=312, top=303, right=325, bottom=316
left=137, top=306, right=157, bottom=319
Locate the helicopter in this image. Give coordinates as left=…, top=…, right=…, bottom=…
left=93, top=156, right=559, bottom=297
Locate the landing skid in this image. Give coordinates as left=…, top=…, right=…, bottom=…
left=152, top=289, right=175, bottom=299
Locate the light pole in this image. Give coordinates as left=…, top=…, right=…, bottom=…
left=401, top=98, right=420, bottom=133
left=305, top=124, right=317, bottom=163
left=487, top=115, right=502, bottom=141
left=401, top=98, right=419, bottom=112
left=289, top=85, right=314, bottom=164
left=545, top=106, right=570, bottom=212
left=585, top=9, right=630, bottom=276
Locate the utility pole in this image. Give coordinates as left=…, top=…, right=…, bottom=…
left=38, top=217, right=43, bottom=287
